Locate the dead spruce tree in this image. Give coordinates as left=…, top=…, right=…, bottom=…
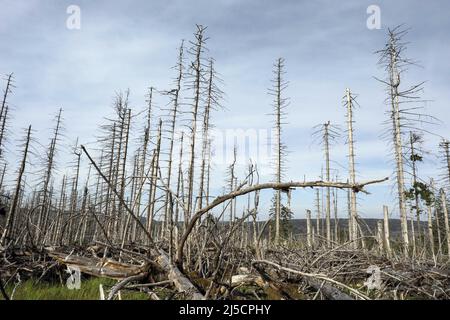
left=1, top=126, right=31, bottom=246
left=439, top=189, right=450, bottom=257
left=36, top=108, right=63, bottom=244
left=377, top=27, right=409, bottom=254
left=0, top=73, right=14, bottom=160
left=268, top=57, right=289, bottom=244
left=136, top=86, right=154, bottom=242
left=376, top=27, right=435, bottom=256
left=312, top=121, right=340, bottom=246
left=225, top=145, right=237, bottom=223
left=66, top=138, right=82, bottom=244
left=344, top=89, right=359, bottom=248
left=95, top=91, right=132, bottom=243
left=147, top=119, right=162, bottom=241
left=185, top=25, right=208, bottom=222
left=162, top=41, right=184, bottom=241
left=108, top=92, right=132, bottom=243
left=197, top=58, right=223, bottom=215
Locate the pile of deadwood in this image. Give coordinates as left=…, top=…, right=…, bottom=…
left=1, top=242, right=450, bottom=300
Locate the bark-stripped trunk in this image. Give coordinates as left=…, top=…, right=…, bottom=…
left=440, top=191, right=450, bottom=258
left=345, top=89, right=358, bottom=248
left=186, top=25, right=206, bottom=224
left=324, top=122, right=331, bottom=246
left=383, top=205, right=392, bottom=258
left=1, top=126, right=31, bottom=245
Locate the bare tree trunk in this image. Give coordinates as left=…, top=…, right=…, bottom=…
left=1, top=125, right=31, bottom=246
left=440, top=191, right=450, bottom=258
left=186, top=25, right=206, bottom=223
left=435, top=204, right=443, bottom=257
left=427, top=204, right=435, bottom=260
left=347, top=185, right=351, bottom=242
left=345, top=89, right=358, bottom=248
left=377, top=220, right=384, bottom=253
left=164, top=43, right=184, bottom=242
left=104, top=123, right=117, bottom=241
left=0, top=163, right=6, bottom=192
left=333, top=187, right=339, bottom=243
left=0, top=106, right=8, bottom=159
left=175, top=133, right=184, bottom=242
left=92, top=152, right=103, bottom=243
left=148, top=120, right=162, bottom=242
left=118, top=107, right=131, bottom=242
left=37, top=108, right=62, bottom=244
left=383, top=205, right=392, bottom=258
left=315, top=189, right=321, bottom=240
left=271, top=58, right=288, bottom=245
left=0, top=73, right=13, bottom=159
left=306, top=209, right=312, bottom=248
left=390, top=36, right=409, bottom=256
left=67, top=142, right=82, bottom=244
left=324, top=121, right=331, bottom=246
left=53, top=175, right=66, bottom=244
left=409, top=205, right=416, bottom=257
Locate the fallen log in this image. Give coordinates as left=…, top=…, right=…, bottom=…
left=47, top=248, right=204, bottom=300
left=47, top=250, right=149, bottom=279
left=231, top=274, right=265, bottom=287
left=252, top=259, right=368, bottom=300
left=302, top=277, right=353, bottom=300
left=156, top=250, right=205, bottom=300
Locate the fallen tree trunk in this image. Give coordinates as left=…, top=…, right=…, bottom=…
left=47, top=247, right=204, bottom=300
left=156, top=250, right=204, bottom=300
left=48, top=250, right=149, bottom=279
left=231, top=274, right=265, bottom=287
left=252, top=259, right=368, bottom=300
left=302, top=277, right=353, bottom=300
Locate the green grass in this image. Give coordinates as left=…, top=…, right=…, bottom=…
left=2, top=277, right=150, bottom=300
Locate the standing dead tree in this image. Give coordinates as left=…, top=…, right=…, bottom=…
left=344, top=89, right=359, bottom=248
left=36, top=108, right=63, bottom=245
left=185, top=25, right=208, bottom=224
left=312, top=121, right=340, bottom=246
left=0, top=73, right=14, bottom=160
left=376, top=26, right=436, bottom=256
left=64, top=138, right=82, bottom=244
left=439, top=190, right=450, bottom=258
left=377, top=27, right=410, bottom=255
left=1, top=126, right=31, bottom=246
left=268, top=58, right=289, bottom=244
left=162, top=41, right=184, bottom=243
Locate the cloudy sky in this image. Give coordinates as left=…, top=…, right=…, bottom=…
left=1, top=0, right=449, bottom=220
